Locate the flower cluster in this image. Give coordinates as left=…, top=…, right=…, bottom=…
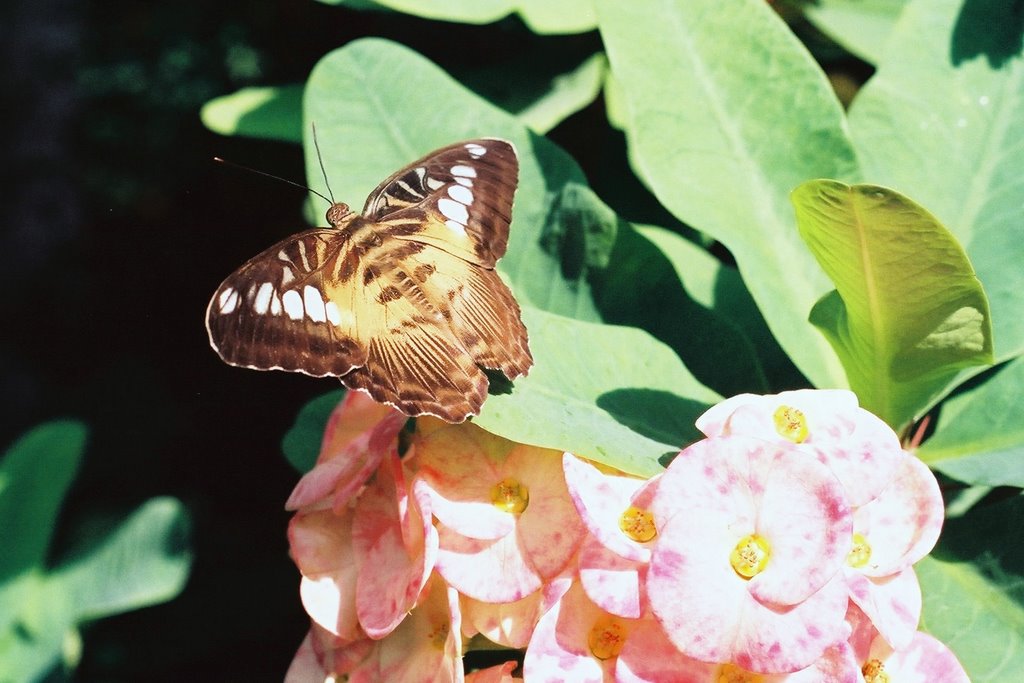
left=283, top=390, right=968, bottom=682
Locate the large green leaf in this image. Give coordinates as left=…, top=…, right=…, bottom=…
left=802, top=0, right=910, bottom=64
left=918, top=356, right=1024, bottom=487
left=507, top=53, right=606, bottom=134
left=596, top=0, right=860, bottom=390
left=0, top=421, right=86, bottom=588
left=540, top=182, right=774, bottom=397
left=320, top=0, right=597, bottom=34
left=792, top=180, right=993, bottom=429
left=59, top=497, right=191, bottom=620
left=0, top=423, right=191, bottom=682
left=918, top=495, right=1024, bottom=682
left=200, top=85, right=304, bottom=142
left=303, top=38, right=603, bottom=321
left=475, top=306, right=719, bottom=478
left=848, top=0, right=1024, bottom=362
left=634, top=224, right=804, bottom=391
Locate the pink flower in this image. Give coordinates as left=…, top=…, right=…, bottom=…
left=461, top=578, right=569, bottom=648
left=348, top=573, right=465, bottom=683
left=696, top=390, right=904, bottom=507
left=523, top=580, right=717, bottom=682
left=843, top=452, right=943, bottom=649
left=563, top=454, right=660, bottom=618
left=288, top=443, right=437, bottom=641
left=647, top=435, right=853, bottom=673
left=847, top=602, right=969, bottom=683
left=414, top=423, right=585, bottom=603
left=286, top=391, right=406, bottom=512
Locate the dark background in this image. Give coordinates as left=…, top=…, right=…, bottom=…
left=1, top=1, right=860, bottom=679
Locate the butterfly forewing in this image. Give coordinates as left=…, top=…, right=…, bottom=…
left=363, top=139, right=516, bottom=266
left=206, top=138, right=532, bottom=422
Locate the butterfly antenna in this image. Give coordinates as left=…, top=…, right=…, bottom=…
left=212, top=157, right=333, bottom=206
left=310, top=122, right=336, bottom=204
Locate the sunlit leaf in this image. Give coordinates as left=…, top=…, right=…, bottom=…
left=849, top=0, right=1024, bottom=362
left=596, top=0, right=859, bottom=389
left=200, top=85, right=304, bottom=142
left=793, top=180, right=993, bottom=429
left=475, top=306, right=719, bottom=478
left=918, top=356, right=1024, bottom=487
left=918, top=495, right=1024, bottom=682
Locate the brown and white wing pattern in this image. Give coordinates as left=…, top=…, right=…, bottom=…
left=362, top=139, right=517, bottom=266
left=205, top=138, right=532, bottom=422
left=205, top=228, right=367, bottom=377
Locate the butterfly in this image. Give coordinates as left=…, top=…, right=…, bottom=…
left=206, top=138, right=533, bottom=423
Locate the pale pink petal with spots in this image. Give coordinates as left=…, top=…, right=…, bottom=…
left=353, top=576, right=464, bottom=683
left=615, top=616, right=719, bottom=682
left=695, top=389, right=902, bottom=507
left=353, top=453, right=437, bottom=639
left=286, top=410, right=406, bottom=511
left=461, top=575, right=571, bottom=649
left=563, top=453, right=658, bottom=563
left=852, top=454, right=944, bottom=576
left=414, top=424, right=516, bottom=540
left=435, top=523, right=543, bottom=603
left=751, top=447, right=852, bottom=606
left=523, top=582, right=618, bottom=683
left=866, top=631, right=970, bottom=683
left=578, top=535, right=645, bottom=619
left=648, top=436, right=850, bottom=672
left=288, top=507, right=360, bottom=640
left=845, top=566, right=921, bottom=650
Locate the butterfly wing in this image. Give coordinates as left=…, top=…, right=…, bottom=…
left=205, top=228, right=367, bottom=377
left=362, top=139, right=517, bottom=266
left=206, top=138, right=532, bottom=422
left=337, top=227, right=532, bottom=420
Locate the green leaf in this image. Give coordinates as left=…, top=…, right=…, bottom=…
left=513, top=53, right=606, bottom=134
left=918, top=357, right=1024, bottom=487
left=200, top=85, right=304, bottom=142
left=59, top=497, right=191, bottom=620
left=475, top=306, right=720, bottom=478
left=320, top=0, right=597, bottom=34
left=596, top=0, right=860, bottom=390
left=551, top=183, right=773, bottom=396
left=792, top=180, right=993, bottom=429
left=0, top=572, right=73, bottom=683
left=458, top=52, right=606, bottom=135
left=848, top=0, right=1024, bottom=362
left=633, top=225, right=803, bottom=392
left=282, top=389, right=345, bottom=473
left=302, top=38, right=602, bottom=321
left=0, top=421, right=87, bottom=582
left=802, top=0, right=910, bottom=64
left=918, top=495, right=1024, bottom=682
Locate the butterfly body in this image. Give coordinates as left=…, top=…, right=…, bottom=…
left=207, top=139, right=532, bottom=422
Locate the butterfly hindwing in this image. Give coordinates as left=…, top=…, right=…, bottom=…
left=206, top=138, right=532, bottom=422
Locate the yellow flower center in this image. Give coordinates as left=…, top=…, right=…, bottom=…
left=862, top=658, right=890, bottom=683
left=773, top=405, right=808, bottom=443
left=619, top=505, right=657, bottom=542
left=717, top=663, right=763, bottom=682
left=490, top=477, right=529, bottom=513
left=847, top=532, right=872, bottom=568
left=587, top=616, right=628, bottom=660
left=427, top=621, right=449, bottom=650
left=730, top=534, right=771, bottom=579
